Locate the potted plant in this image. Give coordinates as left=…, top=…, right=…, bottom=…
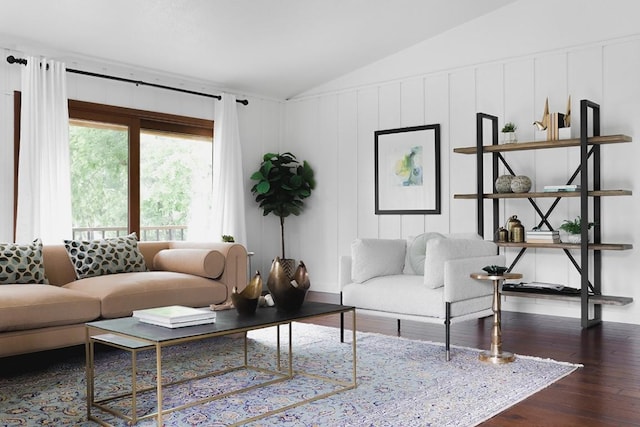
left=501, top=122, right=518, bottom=144
left=559, top=216, right=595, bottom=243
left=250, top=152, right=315, bottom=275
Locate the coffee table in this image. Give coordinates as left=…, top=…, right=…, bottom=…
left=85, top=301, right=356, bottom=426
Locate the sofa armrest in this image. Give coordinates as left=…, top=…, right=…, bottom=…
left=339, top=255, right=353, bottom=288
left=443, top=254, right=505, bottom=302
left=168, top=242, right=247, bottom=299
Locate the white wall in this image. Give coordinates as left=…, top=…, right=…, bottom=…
left=0, top=46, right=284, bottom=273
left=284, top=0, right=640, bottom=324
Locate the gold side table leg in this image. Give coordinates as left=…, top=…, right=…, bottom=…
left=479, top=278, right=515, bottom=364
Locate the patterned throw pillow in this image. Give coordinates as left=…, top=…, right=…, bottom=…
left=64, top=233, right=148, bottom=279
left=0, top=238, right=48, bottom=284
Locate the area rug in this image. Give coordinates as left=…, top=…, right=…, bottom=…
left=0, top=323, right=580, bottom=426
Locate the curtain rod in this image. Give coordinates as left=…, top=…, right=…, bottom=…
left=6, top=55, right=248, bottom=105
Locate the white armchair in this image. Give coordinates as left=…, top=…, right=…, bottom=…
left=339, top=233, right=505, bottom=360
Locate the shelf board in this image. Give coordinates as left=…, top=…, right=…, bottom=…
left=454, top=189, right=632, bottom=199
left=501, top=290, right=633, bottom=306
left=454, top=134, right=632, bottom=154
left=497, top=241, right=633, bottom=251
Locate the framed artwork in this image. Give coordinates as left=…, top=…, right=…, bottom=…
left=374, top=124, right=441, bottom=215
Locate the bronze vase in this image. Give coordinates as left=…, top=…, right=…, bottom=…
left=266, top=257, right=310, bottom=312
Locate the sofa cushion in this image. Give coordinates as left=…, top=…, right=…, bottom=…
left=0, top=284, right=100, bottom=332
left=63, top=271, right=227, bottom=318
left=0, top=239, right=48, bottom=284
left=64, top=233, right=147, bottom=279
left=405, top=232, right=445, bottom=275
left=351, top=238, right=406, bottom=283
left=424, top=238, right=496, bottom=289
left=153, top=249, right=224, bottom=279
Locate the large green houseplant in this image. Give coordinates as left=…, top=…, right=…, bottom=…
left=250, top=152, right=315, bottom=261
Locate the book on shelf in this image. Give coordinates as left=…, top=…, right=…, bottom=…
left=526, top=237, right=561, bottom=244
left=543, top=184, right=580, bottom=192
left=526, top=230, right=559, bottom=236
left=547, top=112, right=566, bottom=140
left=133, top=305, right=216, bottom=328
left=526, top=229, right=560, bottom=243
left=502, top=281, right=580, bottom=295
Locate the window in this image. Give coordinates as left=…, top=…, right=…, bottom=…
left=68, top=101, right=214, bottom=241
left=15, top=95, right=214, bottom=241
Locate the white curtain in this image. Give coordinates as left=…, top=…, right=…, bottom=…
left=15, top=57, right=72, bottom=244
left=209, top=93, right=247, bottom=245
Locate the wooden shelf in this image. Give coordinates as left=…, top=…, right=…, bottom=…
left=497, top=241, right=633, bottom=251
left=502, top=290, right=633, bottom=306
left=454, top=189, right=632, bottom=199
left=454, top=134, right=632, bottom=154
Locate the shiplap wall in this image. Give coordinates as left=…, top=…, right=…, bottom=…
left=283, top=38, right=640, bottom=324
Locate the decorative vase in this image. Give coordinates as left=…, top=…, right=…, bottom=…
left=510, top=175, right=532, bottom=193
left=231, top=271, right=263, bottom=315
left=266, top=257, right=310, bottom=312
left=495, top=175, right=513, bottom=193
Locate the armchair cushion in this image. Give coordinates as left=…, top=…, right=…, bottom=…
left=405, top=232, right=444, bottom=275
left=351, top=238, right=406, bottom=283
left=424, top=238, right=497, bottom=289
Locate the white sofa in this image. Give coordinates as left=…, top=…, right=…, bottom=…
left=339, top=233, right=505, bottom=360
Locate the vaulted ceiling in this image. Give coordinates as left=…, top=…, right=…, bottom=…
left=0, top=0, right=513, bottom=99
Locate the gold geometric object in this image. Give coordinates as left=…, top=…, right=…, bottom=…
left=266, top=257, right=310, bottom=312
left=231, top=271, right=263, bottom=315
left=564, top=95, right=571, bottom=127
left=533, top=97, right=550, bottom=130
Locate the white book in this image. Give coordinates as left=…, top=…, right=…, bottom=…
left=133, top=305, right=216, bottom=325
left=543, top=185, right=580, bottom=192
left=526, top=230, right=559, bottom=235
left=137, top=316, right=216, bottom=328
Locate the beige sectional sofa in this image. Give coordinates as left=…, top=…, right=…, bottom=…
left=0, top=240, right=247, bottom=357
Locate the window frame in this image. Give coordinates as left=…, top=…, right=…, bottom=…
left=13, top=93, right=214, bottom=239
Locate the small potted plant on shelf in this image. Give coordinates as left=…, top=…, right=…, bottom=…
left=559, top=216, right=595, bottom=244
left=501, top=122, right=518, bottom=144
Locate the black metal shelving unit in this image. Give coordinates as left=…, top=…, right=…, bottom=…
left=454, top=100, right=633, bottom=328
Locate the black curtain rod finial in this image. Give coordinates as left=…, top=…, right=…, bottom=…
left=6, top=55, right=27, bottom=65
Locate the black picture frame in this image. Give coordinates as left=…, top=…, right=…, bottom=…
left=374, top=124, right=441, bottom=215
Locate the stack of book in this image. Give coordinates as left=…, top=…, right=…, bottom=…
left=526, top=229, right=560, bottom=244
left=543, top=184, right=580, bottom=193
left=133, top=305, right=216, bottom=328
left=547, top=112, right=569, bottom=140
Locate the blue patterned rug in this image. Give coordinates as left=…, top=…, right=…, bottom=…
left=0, top=323, right=580, bottom=426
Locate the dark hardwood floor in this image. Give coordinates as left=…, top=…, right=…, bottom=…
left=306, top=292, right=640, bottom=427
left=2, top=294, right=639, bottom=426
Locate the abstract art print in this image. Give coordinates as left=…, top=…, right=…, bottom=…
left=375, top=124, right=441, bottom=214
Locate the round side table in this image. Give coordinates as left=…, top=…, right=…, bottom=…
left=470, top=272, right=522, bottom=364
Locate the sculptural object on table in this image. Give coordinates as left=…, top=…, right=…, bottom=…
left=266, top=257, right=310, bottom=312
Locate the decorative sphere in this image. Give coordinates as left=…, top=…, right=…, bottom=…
left=495, top=175, right=513, bottom=193
left=511, top=175, right=532, bottom=193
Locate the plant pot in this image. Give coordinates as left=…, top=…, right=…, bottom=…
left=562, top=232, right=591, bottom=244
left=502, top=131, right=517, bottom=144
